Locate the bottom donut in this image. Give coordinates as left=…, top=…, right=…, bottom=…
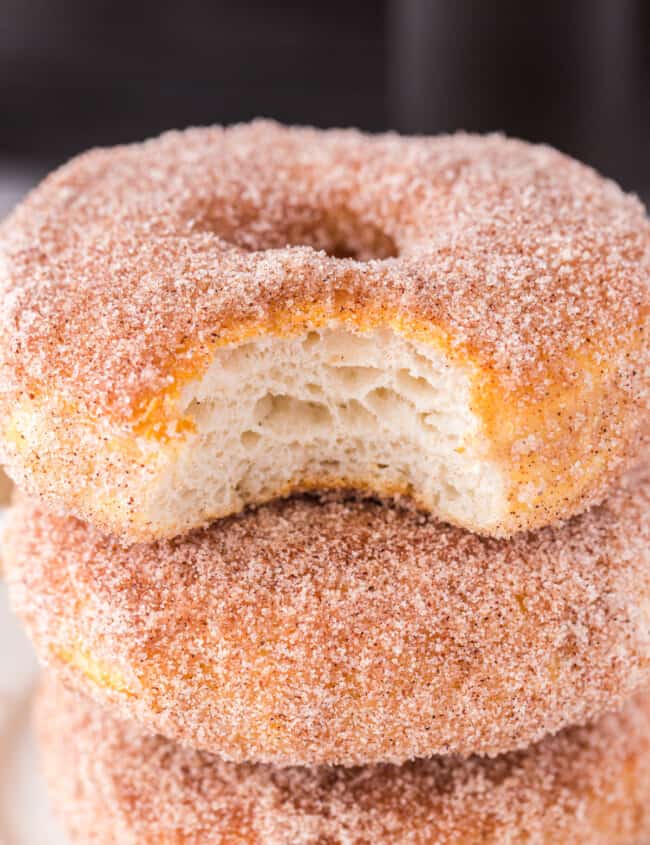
left=36, top=680, right=650, bottom=845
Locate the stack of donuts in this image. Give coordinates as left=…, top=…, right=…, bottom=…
left=0, top=121, right=649, bottom=843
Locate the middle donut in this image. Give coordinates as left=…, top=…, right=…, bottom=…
left=5, top=464, right=650, bottom=767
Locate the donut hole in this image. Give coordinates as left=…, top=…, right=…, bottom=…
left=192, top=204, right=399, bottom=261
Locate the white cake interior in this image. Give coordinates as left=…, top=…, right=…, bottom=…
left=147, top=327, right=506, bottom=533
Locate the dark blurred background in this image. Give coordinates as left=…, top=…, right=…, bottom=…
left=0, top=0, right=649, bottom=202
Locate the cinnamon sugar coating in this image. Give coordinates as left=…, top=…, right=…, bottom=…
left=7, top=464, right=650, bottom=766
left=0, top=122, right=648, bottom=539
left=36, top=679, right=650, bottom=845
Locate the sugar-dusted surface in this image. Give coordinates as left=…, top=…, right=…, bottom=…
left=37, top=679, right=650, bottom=845
left=0, top=122, right=648, bottom=541
left=7, top=463, right=650, bottom=766
left=1, top=122, right=648, bottom=417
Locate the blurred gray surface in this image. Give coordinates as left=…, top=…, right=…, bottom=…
left=0, top=167, right=37, bottom=217
left=0, top=584, right=66, bottom=845
left=0, top=508, right=67, bottom=845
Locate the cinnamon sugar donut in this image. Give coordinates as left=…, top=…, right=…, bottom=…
left=7, top=463, right=650, bottom=766
left=0, top=122, right=648, bottom=541
left=36, top=680, right=650, bottom=845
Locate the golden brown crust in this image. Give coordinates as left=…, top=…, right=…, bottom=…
left=36, top=679, right=650, bottom=845
left=7, top=464, right=650, bottom=766
left=0, top=122, right=647, bottom=539
left=0, top=467, right=12, bottom=505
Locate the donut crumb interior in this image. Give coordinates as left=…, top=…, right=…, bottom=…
left=153, top=326, right=504, bottom=534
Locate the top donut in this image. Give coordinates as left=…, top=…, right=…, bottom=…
left=0, top=121, right=648, bottom=540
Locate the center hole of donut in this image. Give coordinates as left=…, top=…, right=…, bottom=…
left=195, top=206, right=398, bottom=262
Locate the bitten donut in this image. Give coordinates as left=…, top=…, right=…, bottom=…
left=7, top=463, right=650, bottom=766
left=37, top=680, right=650, bottom=845
left=0, top=123, right=648, bottom=541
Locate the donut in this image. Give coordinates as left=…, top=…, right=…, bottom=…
left=36, top=680, right=650, bottom=845
left=0, top=123, right=648, bottom=541
left=6, top=462, right=650, bottom=767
